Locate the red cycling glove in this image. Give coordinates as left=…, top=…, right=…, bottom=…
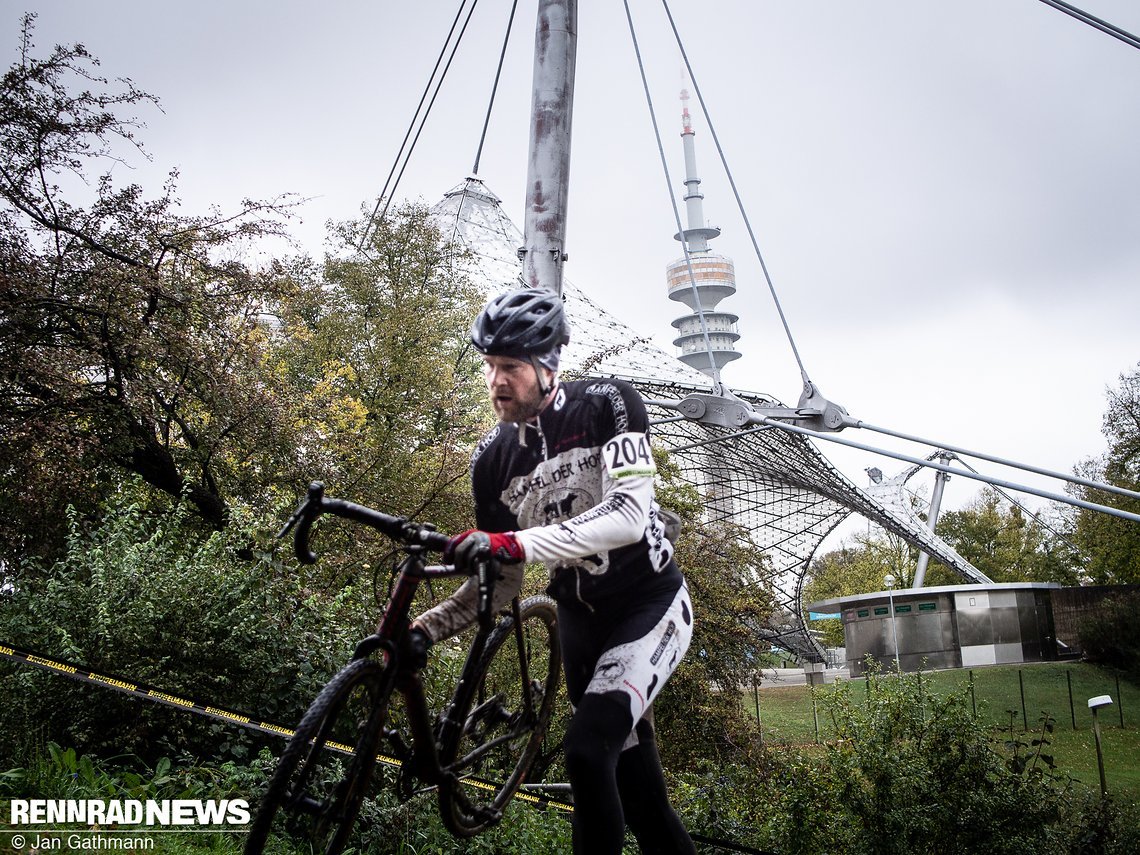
left=444, top=529, right=525, bottom=567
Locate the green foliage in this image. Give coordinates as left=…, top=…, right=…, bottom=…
left=335, top=784, right=573, bottom=855
left=0, top=741, right=258, bottom=802
left=1072, top=364, right=1140, bottom=584
left=0, top=491, right=367, bottom=767
left=1060, top=791, right=1140, bottom=855
left=672, top=665, right=1118, bottom=855
left=264, top=203, right=488, bottom=587
left=932, top=488, right=1082, bottom=585
left=674, top=668, right=1087, bottom=854
left=1078, top=591, right=1140, bottom=681
left=0, top=15, right=304, bottom=553
left=651, top=449, right=772, bottom=767
left=820, top=668, right=1067, bottom=853
left=675, top=665, right=1140, bottom=855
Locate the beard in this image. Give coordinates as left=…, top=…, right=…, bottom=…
left=490, top=382, right=547, bottom=423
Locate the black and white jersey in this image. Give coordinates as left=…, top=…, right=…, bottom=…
left=472, top=378, right=679, bottom=611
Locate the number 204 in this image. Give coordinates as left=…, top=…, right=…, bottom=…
left=604, top=434, right=652, bottom=471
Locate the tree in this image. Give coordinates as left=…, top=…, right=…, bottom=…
left=931, top=488, right=1082, bottom=585
left=807, top=528, right=917, bottom=596
left=1078, top=590, right=1140, bottom=682
left=651, top=450, right=774, bottom=766
left=0, top=18, right=490, bottom=567
left=261, top=204, right=489, bottom=586
left=803, top=528, right=918, bottom=647
left=1071, top=364, right=1140, bottom=584
left=0, top=15, right=301, bottom=555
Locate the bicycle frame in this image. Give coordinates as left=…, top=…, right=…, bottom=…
left=247, top=481, right=560, bottom=852
left=325, top=535, right=540, bottom=800
left=356, top=546, right=513, bottom=790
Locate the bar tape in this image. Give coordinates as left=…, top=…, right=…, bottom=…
left=0, top=640, right=774, bottom=854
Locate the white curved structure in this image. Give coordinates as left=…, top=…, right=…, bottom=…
left=431, top=177, right=987, bottom=662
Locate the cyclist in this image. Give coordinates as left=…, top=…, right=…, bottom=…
left=413, top=288, right=696, bottom=854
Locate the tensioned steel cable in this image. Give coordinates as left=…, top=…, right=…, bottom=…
left=622, top=0, right=724, bottom=392
left=358, top=0, right=481, bottom=252
left=1037, top=0, right=1140, bottom=50
left=750, top=416, right=1140, bottom=525
left=848, top=418, right=1140, bottom=505
left=951, top=455, right=1086, bottom=557
left=472, top=0, right=519, bottom=175
left=658, top=0, right=813, bottom=389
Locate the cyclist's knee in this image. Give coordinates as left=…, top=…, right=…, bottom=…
left=563, top=691, right=633, bottom=782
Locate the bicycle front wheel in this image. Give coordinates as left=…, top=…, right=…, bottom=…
left=245, top=657, right=391, bottom=855
left=438, top=594, right=562, bottom=837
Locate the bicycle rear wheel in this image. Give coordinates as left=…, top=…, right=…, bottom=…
left=245, top=657, right=391, bottom=855
left=438, top=594, right=562, bottom=836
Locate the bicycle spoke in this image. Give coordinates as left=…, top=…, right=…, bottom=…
left=437, top=595, right=562, bottom=837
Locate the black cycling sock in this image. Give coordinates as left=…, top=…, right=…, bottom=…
left=616, top=717, right=696, bottom=854
left=564, top=691, right=633, bottom=855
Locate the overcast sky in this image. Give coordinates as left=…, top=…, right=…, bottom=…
left=15, top=0, right=1140, bottom=528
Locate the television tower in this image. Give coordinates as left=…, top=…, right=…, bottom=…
left=667, top=88, right=741, bottom=376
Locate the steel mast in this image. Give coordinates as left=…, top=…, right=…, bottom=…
left=521, top=0, right=577, bottom=297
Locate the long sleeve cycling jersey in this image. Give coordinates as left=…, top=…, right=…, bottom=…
left=472, top=378, right=677, bottom=610
left=415, top=378, right=680, bottom=640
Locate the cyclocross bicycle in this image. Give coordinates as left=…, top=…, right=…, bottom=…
left=244, top=482, right=563, bottom=854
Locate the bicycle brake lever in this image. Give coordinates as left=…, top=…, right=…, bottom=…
left=475, top=556, right=497, bottom=632
left=291, top=482, right=326, bottom=564
left=277, top=481, right=326, bottom=539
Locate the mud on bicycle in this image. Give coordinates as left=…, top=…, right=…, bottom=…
left=244, top=482, right=563, bottom=855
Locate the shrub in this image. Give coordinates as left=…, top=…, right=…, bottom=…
left=819, top=665, right=1072, bottom=854
left=666, top=665, right=1089, bottom=855
left=1059, top=791, right=1140, bottom=855
left=0, top=492, right=370, bottom=767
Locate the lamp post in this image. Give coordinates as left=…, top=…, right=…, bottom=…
left=884, top=573, right=900, bottom=672
left=1089, top=695, right=1113, bottom=796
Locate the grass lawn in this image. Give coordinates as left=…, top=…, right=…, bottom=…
left=746, top=662, right=1140, bottom=799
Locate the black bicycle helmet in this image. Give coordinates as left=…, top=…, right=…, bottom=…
left=470, top=288, right=570, bottom=357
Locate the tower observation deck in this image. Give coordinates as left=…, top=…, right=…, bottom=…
left=667, top=88, right=741, bottom=376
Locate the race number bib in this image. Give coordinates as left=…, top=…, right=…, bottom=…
left=603, top=432, right=656, bottom=480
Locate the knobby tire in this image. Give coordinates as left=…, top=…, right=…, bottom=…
left=244, top=657, right=390, bottom=855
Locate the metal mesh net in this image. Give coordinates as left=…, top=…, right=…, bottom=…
left=431, top=178, right=988, bottom=662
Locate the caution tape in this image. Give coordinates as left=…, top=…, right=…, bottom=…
left=2, top=642, right=289, bottom=741
left=0, top=641, right=575, bottom=812
left=0, top=641, right=774, bottom=853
